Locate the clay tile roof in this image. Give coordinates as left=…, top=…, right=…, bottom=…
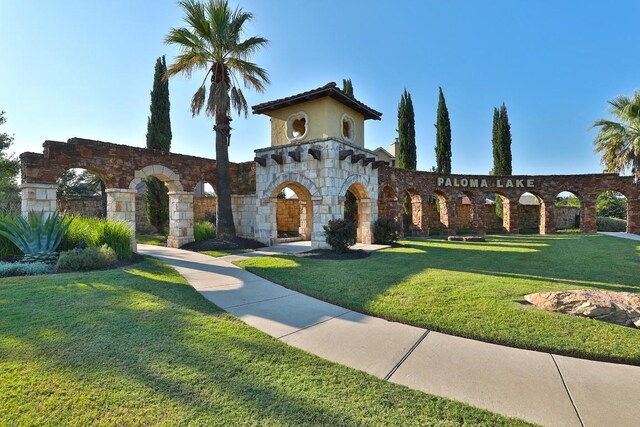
left=252, top=82, right=382, bottom=120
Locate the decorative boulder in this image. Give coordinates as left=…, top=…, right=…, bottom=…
left=524, top=290, right=640, bottom=328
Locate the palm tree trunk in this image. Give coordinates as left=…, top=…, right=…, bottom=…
left=214, top=115, right=236, bottom=238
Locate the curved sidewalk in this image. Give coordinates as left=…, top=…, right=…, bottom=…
left=138, top=243, right=640, bottom=427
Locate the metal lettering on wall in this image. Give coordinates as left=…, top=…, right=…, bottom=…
left=436, top=177, right=534, bottom=188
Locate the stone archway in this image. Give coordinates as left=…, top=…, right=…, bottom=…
left=341, top=181, right=373, bottom=244
left=128, top=165, right=193, bottom=249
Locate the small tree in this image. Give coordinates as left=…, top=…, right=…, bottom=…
left=435, top=87, right=452, bottom=174
left=0, top=111, right=20, bottom=214
left=596, top=191, right=627, bottom=219
left=145, top=56, right=172, bottom=233
left=397, top=89, right=416, bottom=170
left=341, top=78, right=354, bottom=97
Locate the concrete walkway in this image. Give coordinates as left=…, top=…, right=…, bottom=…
left=599, top=231, right=640, bottom=241
left=138, top=243, right=640, bottom=427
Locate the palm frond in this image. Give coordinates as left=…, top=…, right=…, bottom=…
left=191, top=85, right=207, bottom=116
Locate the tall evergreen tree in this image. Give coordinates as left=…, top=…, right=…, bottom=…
left=341, top=78, right=354, bottom=97
left=145, top=56, right=172, bottom=234
left=397, top=89, right=416, bottom=170
left=435, top=87, right=452, bottom=174
left=499, top=103, right=512, bottom=175
left=492, top=103, right=513, bottom=218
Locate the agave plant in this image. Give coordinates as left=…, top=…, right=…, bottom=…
left=0, top=211, right=73, bottom=264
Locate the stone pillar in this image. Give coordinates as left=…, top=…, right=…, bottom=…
left=503, top=198, right=520, bottom=234
left=540, top=199, right=556, bottom=235
left=20, top=183, right=58, bottom=217
left=440, top=198, right=457, bottom=236
left=255, top=197, right=276, bottom=247
left=420, top=199, right=430, bottom=237
left=627, top=200, right=640, bottom=234
left=106, top=188, right=137, bottom=252
left=580, top=199, right=597, bottom=233
left=311, top=197, right=329, bottom=249
left=166, top=191, right=194, bottom=248
left=359, top=198, right=374, bottom=244
left=469, top=195, right=486, bottom=235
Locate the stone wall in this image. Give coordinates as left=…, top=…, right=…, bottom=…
left=194, top=197, right=216, bottom=221
left=58, top=196, right=105, bottom=218
left=277, top=199, right=301, bottom=232
left=556, top=206, right=581, bottom=229
left=231, top=195, right=256, bottom=239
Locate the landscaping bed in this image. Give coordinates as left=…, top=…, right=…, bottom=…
left=182, top=235, right=265, bottom=252
left=0, top=258, right=527, bottom=425
left=237, top=234, right=640, bottom=365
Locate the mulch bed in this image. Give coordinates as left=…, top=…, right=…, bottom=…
left=181, top=236, right=265, bottom=252
left=295, top=249, right=371, bottom=260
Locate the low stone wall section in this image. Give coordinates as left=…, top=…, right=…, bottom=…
left=277, top=199, right=301, bottom=232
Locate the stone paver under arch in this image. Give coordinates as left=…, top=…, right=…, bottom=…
left=138, top=242, right=640, bottom=427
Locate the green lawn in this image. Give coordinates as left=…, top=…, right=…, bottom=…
left=136, top=233, right=166, bottom=246
left=0, top=259, right=526, bottom=426
left=237, top=234, right=640, bottom=365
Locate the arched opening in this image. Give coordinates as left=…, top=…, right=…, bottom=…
left=401, top=188, right=423, bottom=236
left=193, top=180, right=217, bottom=225
left=56, top=168, right=107, bottom=218
left=555, top=191, right=582, bottom=232
left=595, top=190, right=628, bottom=232
left=431, top=190, right=449, bottom=235
left=272, top=182, right=312, bottom=242
left=483, top=192, right=507, bottom=234
left=344, top=182, right=370, bottom=243
left=518, top=192, right=542, bottom=234
left=129, top=164, right=190, bottom=249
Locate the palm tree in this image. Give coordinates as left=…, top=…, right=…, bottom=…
left=165, top=0, right=269, bottom=238
left=593, top=91, right=640, bottom=181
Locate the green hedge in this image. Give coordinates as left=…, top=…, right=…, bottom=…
left=60, top=217, right=133, bottom=260
left=596, top=216, right=627, bottom=232
left=57, top=245, right=117, bottom=271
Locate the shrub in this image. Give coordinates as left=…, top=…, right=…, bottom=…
left=373, top=217, right=401, bottom=244
left=0, top=261, right=50, bottom=277
left=596, top=216, right=627, bottom=232
left=323, top=219, right=356, bottom=253
left=194, top=221, right=216, bottom=241
left=0, top=211, right=72, bottom=264
left=0, top=214, right=21, bottom=260
left=56, top=245, right=117, bottom=271
left=60, top=217, right=132, bottom=260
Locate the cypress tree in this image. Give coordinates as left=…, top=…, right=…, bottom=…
left=435, top=87, right=452, bottom=174
left=492, top=103, right=513, bottom=218
left=341, top=78, right=354, bottom=98
left=499, top=103, right=512, bottom=175
left=397, top=89, right=416, bottom=170
left=145, top=56, right=172, bottom=234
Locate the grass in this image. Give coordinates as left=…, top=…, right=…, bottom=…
left=202, top=249, right=255, bottom=257
left=136, top=233, right=166, bottom=246
left=237, top=234, right=640, bottom=365
left=0, top=258, right=527, bottom=426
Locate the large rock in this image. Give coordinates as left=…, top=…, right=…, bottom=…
left=524, top=290, right=640, bottom=328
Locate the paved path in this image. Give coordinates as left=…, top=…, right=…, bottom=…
left=599, top=231, right=640, bottom=241
left=138, top=243, right=640, bottom=427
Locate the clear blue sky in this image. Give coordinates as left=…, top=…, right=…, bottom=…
left=1, top=0, right=638, bottom=176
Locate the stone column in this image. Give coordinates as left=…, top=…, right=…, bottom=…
left=440, top=197, right=457, bottom=236
left=539, top=199, right=556, bottom=235
left=254, top=197, right=276, bottom=247
left=468, top=195, right=486, bottom=235
left=359, top=198, right=374, bottom=244
left=627, top=200, right=640, bottom=234
left=580, top=198, right=597, bottom=233
left=420, top=199, right=430, bottom=237
left=503, top=198, right=520, bottom=234
left=311, top=197, right=329, bottom=249
left=167, top=191, right=194, bottom=248
left=20, top=183, right=58, bottom=217
left=106, top=188, right=137, bottom=252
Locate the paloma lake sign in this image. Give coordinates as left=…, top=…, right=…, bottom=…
left=436, top=177, right=535, bottom=188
